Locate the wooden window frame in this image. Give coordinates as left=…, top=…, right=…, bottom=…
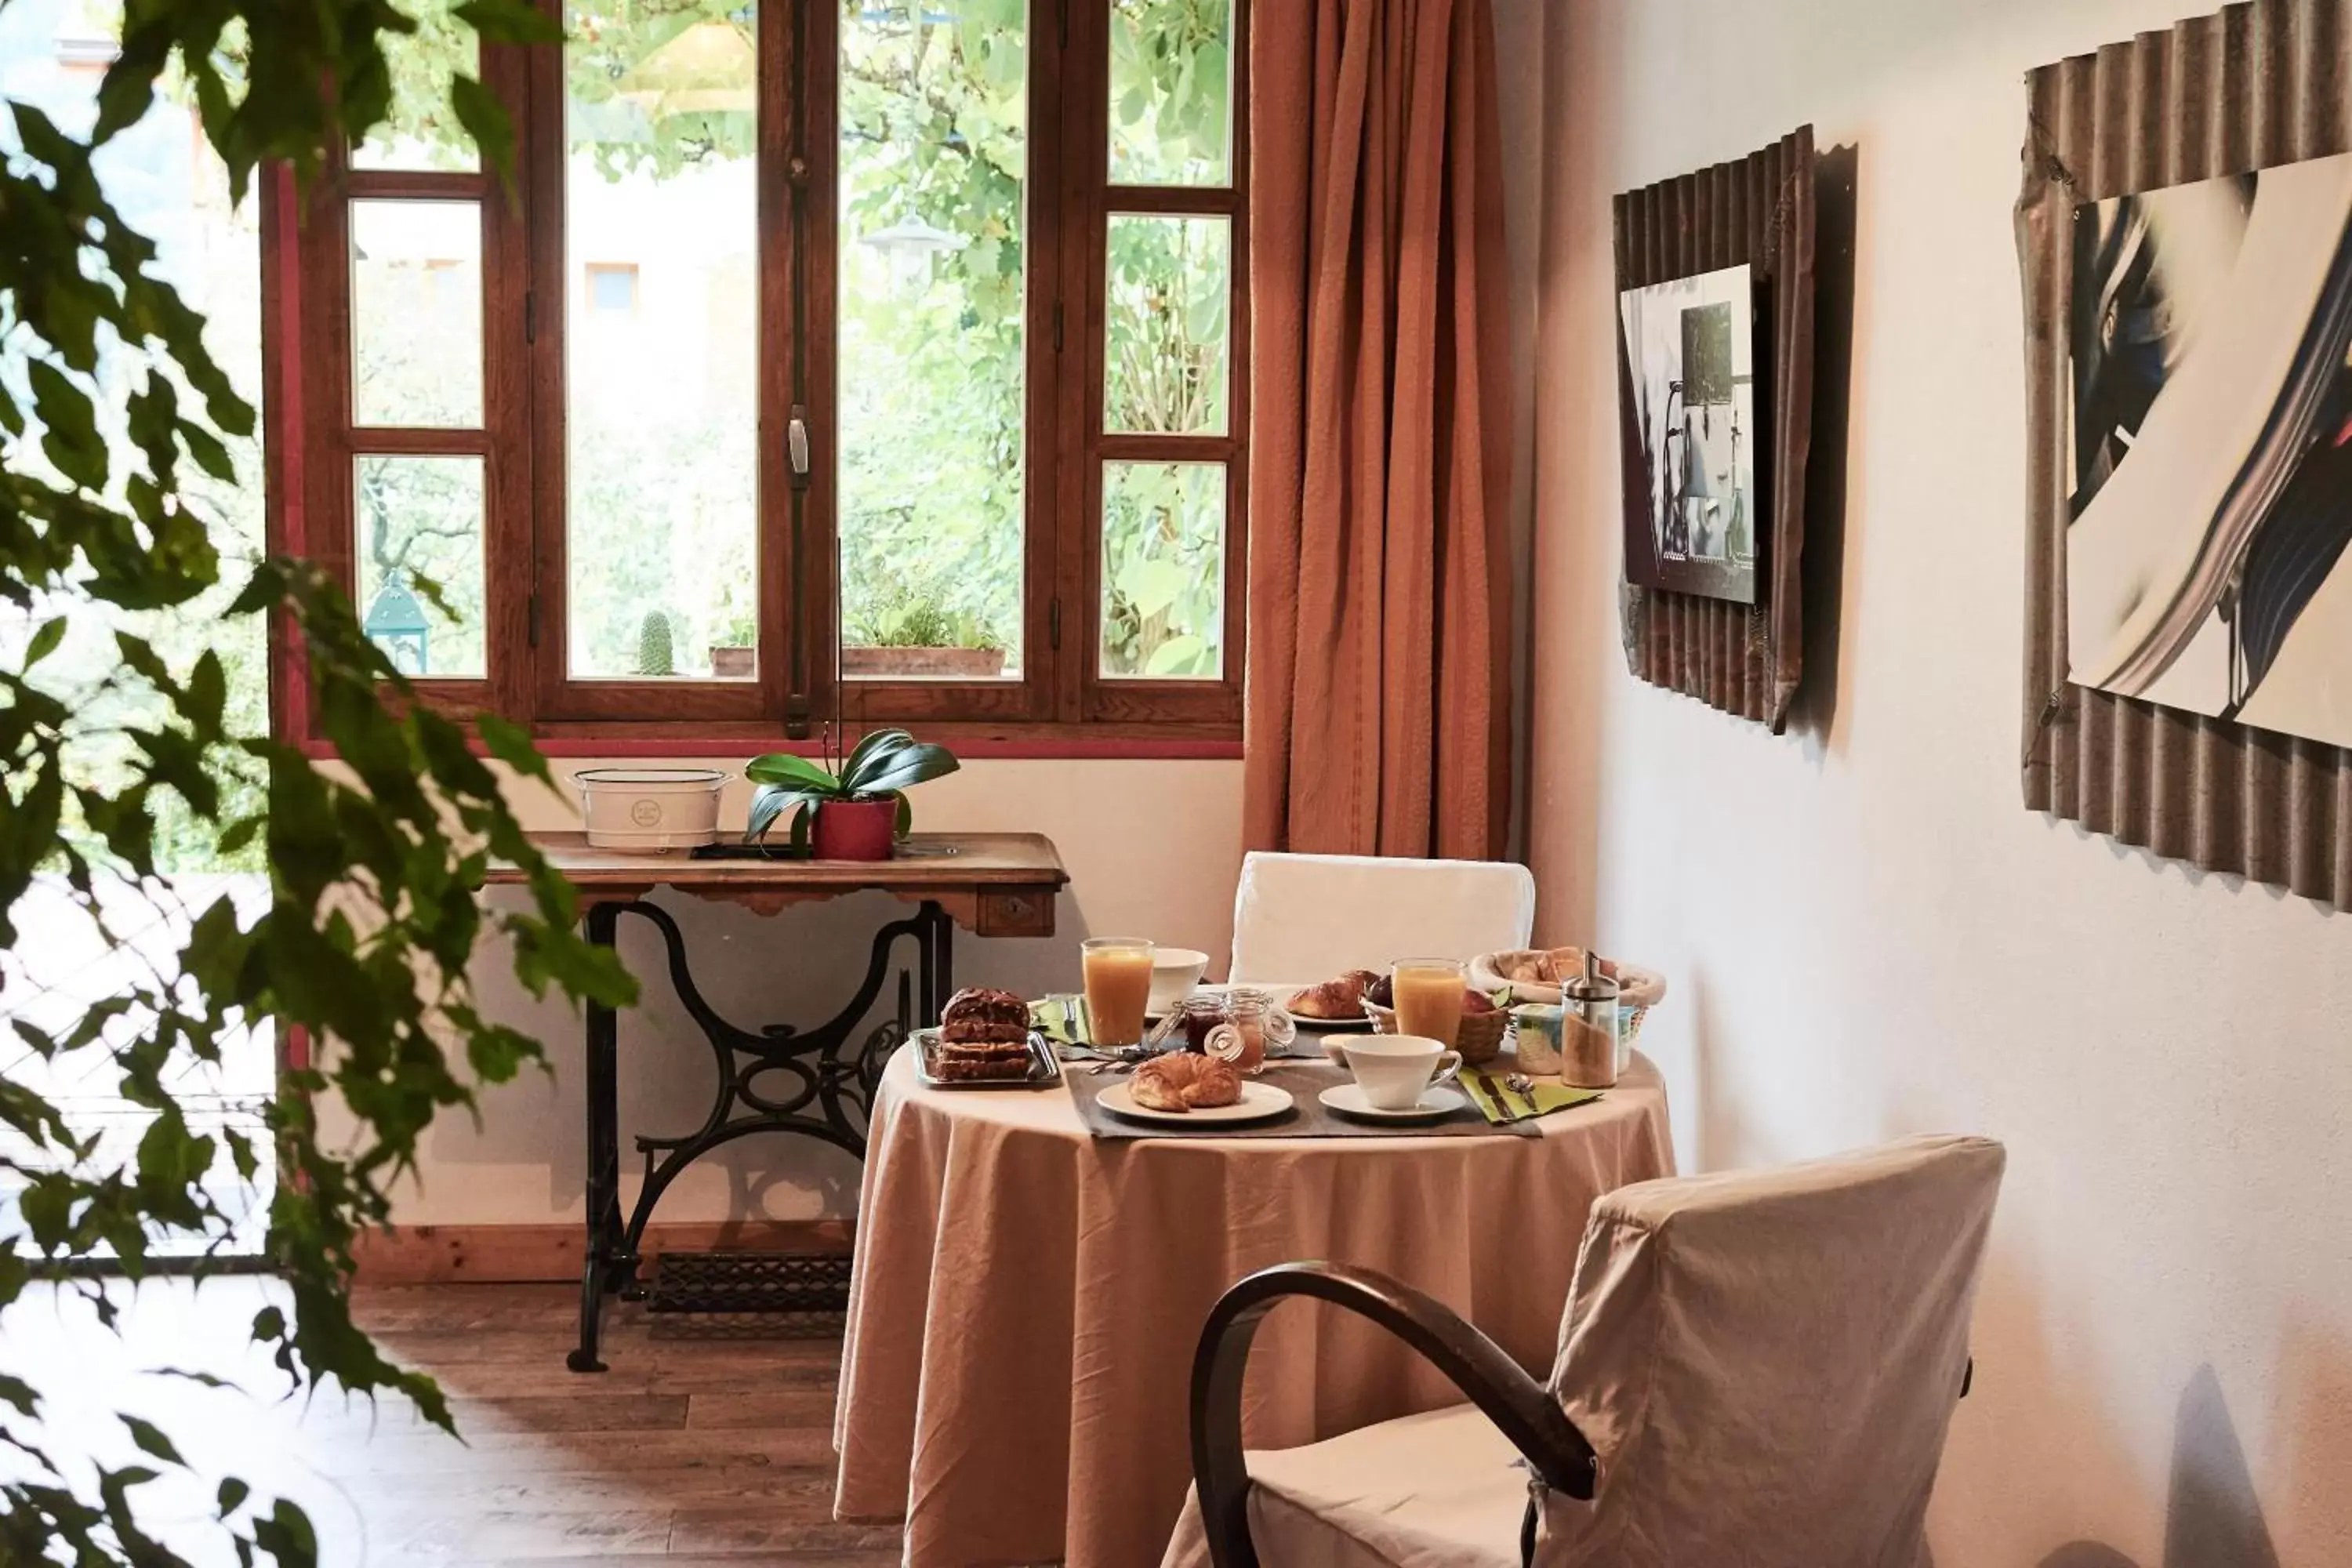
left=275, top=0, right=1247, bottom=752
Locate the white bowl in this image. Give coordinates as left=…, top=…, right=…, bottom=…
left=575, top=768, right=728, bottom=854
left=1146, top=948, right=1211, bottom=1015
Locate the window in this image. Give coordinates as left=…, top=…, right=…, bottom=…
left=282, top=0, right=1247, bottom=744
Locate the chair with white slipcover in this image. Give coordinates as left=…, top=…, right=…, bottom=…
left=1226, top=851, right=1536, bottom=984
left=1164, top=1134, right=2007, bottom=1568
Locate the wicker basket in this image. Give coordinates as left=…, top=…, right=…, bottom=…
left=1363, top=1000, right=1512, bottom=1065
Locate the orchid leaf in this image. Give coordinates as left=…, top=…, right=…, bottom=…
left=744, top=753, right=840, bottom=792
left=849, top=742, right=961, bottom=799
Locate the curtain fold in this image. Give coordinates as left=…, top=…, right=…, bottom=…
left=1243, top=0, right=1515, bottom=858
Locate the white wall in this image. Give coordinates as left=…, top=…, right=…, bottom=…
left=1505, top=2, right=2352, bottom=1564
left=386, top=759, right=1243, bottom=1226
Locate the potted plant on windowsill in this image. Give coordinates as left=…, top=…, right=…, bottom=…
left=744, top=728, right=961, bottom=861
left=841, top=595, right=1007, bottom=681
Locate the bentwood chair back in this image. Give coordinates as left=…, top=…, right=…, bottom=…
left=1171, top=1134, right=2007, bottom=1568
left=1226, top=851, right=1536, bottom=984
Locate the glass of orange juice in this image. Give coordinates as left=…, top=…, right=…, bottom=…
left=1390, top=958, right=1467, bottom=1048
left=1081, top=938, right=1156, bottom=1047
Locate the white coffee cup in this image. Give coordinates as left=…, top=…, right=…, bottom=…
left=1147, top=947, right=1210, bottom=1015
left=1341, top=1035, right=1463, bottom=1112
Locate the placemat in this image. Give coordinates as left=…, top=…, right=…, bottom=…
left=1065, top=1059, right=1549, bottom=1141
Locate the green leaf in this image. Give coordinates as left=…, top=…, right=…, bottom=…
left=449, top=75, right=517, bottom=192
left=477, top=712, right=551, bottom=785
left=122, top=1415, right=185, bottom=1468
left=24, top=615, right=67, bottom=666
left=744, top=752, right=840, bottom=791
left=840, top=728, right=915, bottom=783
left=746, top=783, right=827, bottom=842
left=848, top=742, right=960, bottom=799
left=28, top=360, right=107, bottom=492
left=1145, top=633, right=1210, bottom=677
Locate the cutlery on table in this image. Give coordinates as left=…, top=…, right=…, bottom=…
left=1504, top=1073, right=1543, bottom=1120
left=1472, top=1071, right=1521, bottom=1123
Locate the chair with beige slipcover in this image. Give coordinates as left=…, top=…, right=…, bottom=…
left=1226, top=851, right=1537, bottom=984
left=1164, top=1134, right=2006, bottom=1568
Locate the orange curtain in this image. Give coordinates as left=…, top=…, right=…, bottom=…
left=1242, top=0, right=1514, bottom=858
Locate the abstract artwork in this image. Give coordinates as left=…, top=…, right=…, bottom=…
left=1618, top=263, right=1762, bottom=604
left=2068, top=151, right=2352, bottom=749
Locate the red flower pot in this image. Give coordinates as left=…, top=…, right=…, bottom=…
left=811, top=797, right=897, bottom=861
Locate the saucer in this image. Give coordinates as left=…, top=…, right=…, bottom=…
left=1319, top=1083, right=1468, bottom=1122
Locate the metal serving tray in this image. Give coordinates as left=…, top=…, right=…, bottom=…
left=911, top=1027, right=1063, bottom=1092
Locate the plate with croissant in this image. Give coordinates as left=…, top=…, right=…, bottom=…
left=1099, top=1054, right=1295, bottom=1125
left=1284, top=970, right=1381, bottom=1030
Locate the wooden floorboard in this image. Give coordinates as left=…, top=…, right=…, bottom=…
left=6, top=1279, right=909, bottom=1566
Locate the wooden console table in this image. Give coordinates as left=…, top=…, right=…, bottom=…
left=486, top=832, right=1069, bottom=1370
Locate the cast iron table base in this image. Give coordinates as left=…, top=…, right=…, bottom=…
left=567, top=896, right=953, bottom=1373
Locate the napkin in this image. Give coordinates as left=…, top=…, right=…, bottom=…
left=1461, top=1072, right=1602, bottom=1125
left=1030, top=996, right=1091, bottom=1048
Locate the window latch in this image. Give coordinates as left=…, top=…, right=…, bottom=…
left=788, top=407, right=811, bottom=490
left=1048, top=597, right=1062, bottom=651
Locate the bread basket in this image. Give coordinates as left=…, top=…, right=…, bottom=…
left=1363, top=1000, right=1511, bottom=1065
left=1471, top=947, right=1668, bottom=1009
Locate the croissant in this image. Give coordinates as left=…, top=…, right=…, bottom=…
left=1287, top=969, right=1380, bottom=1020
left=1131, top=1053, right=1243, bottom=1112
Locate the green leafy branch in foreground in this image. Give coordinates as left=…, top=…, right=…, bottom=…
left=0, top=2, right=635, bottom=1562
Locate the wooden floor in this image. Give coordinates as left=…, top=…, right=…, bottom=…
left=8, top=1279, right=902, bottom=1566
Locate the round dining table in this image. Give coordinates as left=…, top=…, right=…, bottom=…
left=831, top=1042, right=1676, bottom=1568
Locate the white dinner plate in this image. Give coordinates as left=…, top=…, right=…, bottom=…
left=1318, top=1083, right=1468, bottom=1123
left=1098, top=1080, right=1296, bottom=1126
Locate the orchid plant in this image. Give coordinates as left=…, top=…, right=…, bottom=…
left=743, top=728, right=960, bottom=848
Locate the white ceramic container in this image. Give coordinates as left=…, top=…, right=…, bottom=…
left=1145, top=947, right=1211, bottom=1015
left=575, top=768, right=728, bottom=854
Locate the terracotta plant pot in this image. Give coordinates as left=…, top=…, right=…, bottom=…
left=811, top=797, right=898, bottom=861
left=840, top=645, right=1006, bottom=680
left=708, top=644, right=754, bottom=678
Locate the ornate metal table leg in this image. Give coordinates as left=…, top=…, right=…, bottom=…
left=569, top=899, right=626, bottom=1374
left=567, top=895, right=959, bottom=1355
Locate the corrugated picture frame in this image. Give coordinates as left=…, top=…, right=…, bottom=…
left=1613, top=125, right=1817, bottom=731
left=2017, top=0, right=2352, bottom=907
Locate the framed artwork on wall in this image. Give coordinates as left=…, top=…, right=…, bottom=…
left=1619, top=263, right=1765, bottom=605
left=2067, top=154, right=2352, bottom=751
left=1613, top=125, right=1816, bottom=732
left=2017, top=0, right=2352, bottom=909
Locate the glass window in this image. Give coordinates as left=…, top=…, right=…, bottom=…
left=837, top=0, right=1028, bottom=681
left=1100, top=460, right=1225, bottom=679
left=349, top=199, right=484, bottom=428
left=562, top=0, right=760, bottom=682
left=1108, top=0, right=1232, bottom=187
left=354, top=455, right=488, bottom=678
left=350, top=3, right=483, bottom=172
left=586, top=262, right=639, bottom=314
left=1104, top=212, right=1229, bottom=435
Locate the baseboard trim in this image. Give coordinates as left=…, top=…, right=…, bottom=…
left=350, top=1219, right=855, bottom=1286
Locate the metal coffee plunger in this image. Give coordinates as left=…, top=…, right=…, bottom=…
left=1561, top=950, right=1621, bottom=1089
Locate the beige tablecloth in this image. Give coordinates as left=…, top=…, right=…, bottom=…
left=833, top=1045, right=1675, bottom=1568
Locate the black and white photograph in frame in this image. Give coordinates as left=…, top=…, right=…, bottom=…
left=1618, top=263, right=1762, bottom=604
left=2068, top=150, right=2352, bottom=750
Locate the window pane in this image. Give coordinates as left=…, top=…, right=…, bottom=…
left=350, top=199, right=483, bottom=428
left=837, top=0, right=1027, bottom=682
left=1108, top=0, right=1232, bottom=186
left=351, top=5, right=482, bottom=172
left=355, top=456, right=488, bottom=679
left=1100, top=461, right=1225, bottom=679
left=1105, top=213, right=1229, bottom=435
left=562, top=1, right=760, bottom=682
